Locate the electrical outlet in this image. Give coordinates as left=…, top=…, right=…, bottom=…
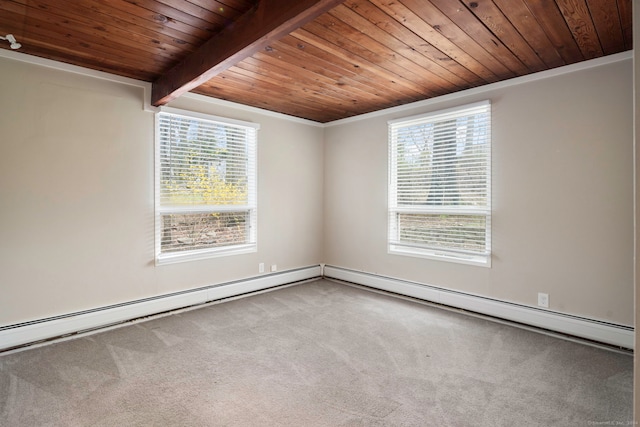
left=259, top=263, right=264, bottom=273
left=537, top=293, right=549, bottom=308
left=270, top=264, right=277, bottom=272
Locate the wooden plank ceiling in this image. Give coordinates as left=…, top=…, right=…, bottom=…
left=0, top=0, right=632, bottom=123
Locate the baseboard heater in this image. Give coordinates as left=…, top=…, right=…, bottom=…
left=323, top=265, right=634, bottom=350
left=1, top=264, right=633, bottom=352
left=0, top=265, right=322, bottom=352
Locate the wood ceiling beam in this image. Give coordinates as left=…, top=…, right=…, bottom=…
left=151, top=0, right=346, bottom=106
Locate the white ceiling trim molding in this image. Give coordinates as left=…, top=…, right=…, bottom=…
left=324, top=51, right=633, bottom=127
left=179, top=92, right=325, bottom=127
left=0, top=47, right=631, bottom=127
left=0, top=47, right=323, bottom=125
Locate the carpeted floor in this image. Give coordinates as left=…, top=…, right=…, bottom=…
left=0, top=279, right=633, bottom=426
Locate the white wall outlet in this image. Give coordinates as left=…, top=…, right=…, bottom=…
left=537, top=293, right=549, bottom=308
left=259, top=263, right=264, bottom=273
left=270, top=264, right=277, bottom=272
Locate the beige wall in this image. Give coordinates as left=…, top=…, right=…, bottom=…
left=0, top=57, right=324, bottom=326
left=0, top=51, right=634, bottom=332
left=633, top=0, right=639, bottom=419
left=324, top=58, right=634, bottom=326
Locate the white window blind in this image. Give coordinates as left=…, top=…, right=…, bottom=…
left=388, top=101, right=491, bottom=266
left=156, top=108, right=258, bottom=264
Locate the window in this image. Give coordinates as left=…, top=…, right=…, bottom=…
left=388, top=101, right=491, bottom=266
left=155, top=108, right=258, bottom=264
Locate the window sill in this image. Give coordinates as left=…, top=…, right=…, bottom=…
left=156, top=243, right=256, bottom=266
left=389, top=245, right=491, bottom=268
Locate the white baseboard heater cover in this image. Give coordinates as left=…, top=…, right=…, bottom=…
left=323, top=265, right=634, bottom=350
left=0, top=265, right=321, bottom=352
left=1, top=265, right=633, bottom=352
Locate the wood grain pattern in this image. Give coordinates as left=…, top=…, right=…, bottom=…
left=521, top=0, right=584, bottom=65
left=402, top=0, right=515, bottom=79
left=151, top=0, right=347, bottom=106
left=428, top=0, right=529, bottom=75
left=2, top=0, right=190, bottom=63
left=0, top=0, right=630, bottom=122
left=328, top=5, right=461, bottom=90
left=556, top=0, right=605, bottom=59
left=121, top=0, right=220, bottom=30
left=276, top=34, right=413, bottom=101
left=266, top=37, right=399, bottom=99
left=491, top=0, right=565, bottom=68
left=342, top=0, right=480, bottom=85
left=292, top=26, right=428, bottom=98
left=374, top=0, right=499, bottom=83
left=304, top=17, right=442, bottom=97
left=586, top=0, right=624, bottom=55
left=616, top=0, right=632, bottom=49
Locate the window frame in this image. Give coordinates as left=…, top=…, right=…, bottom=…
left=154, top=107, right=259, bottom=265
left=388, top=100, right=492, bottom=267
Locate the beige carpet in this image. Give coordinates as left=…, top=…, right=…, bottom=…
left=0, top=279, right=633, bottom=426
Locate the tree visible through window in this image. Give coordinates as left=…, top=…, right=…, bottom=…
left=388, top=101, right=491, bottom=266
left=156, top=110, right=258, bottom=264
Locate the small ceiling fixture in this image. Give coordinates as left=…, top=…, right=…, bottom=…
left=0, top=34, right=21, bottom=50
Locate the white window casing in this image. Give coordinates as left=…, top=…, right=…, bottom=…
left=388, top=101, right=491, bottom=267
left=155, top=107, right=259, bottom=265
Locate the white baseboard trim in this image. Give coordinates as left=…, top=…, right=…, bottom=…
left=0, top=266, right=321, bottom=352
left=323, top=266, right=634, bottom=350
